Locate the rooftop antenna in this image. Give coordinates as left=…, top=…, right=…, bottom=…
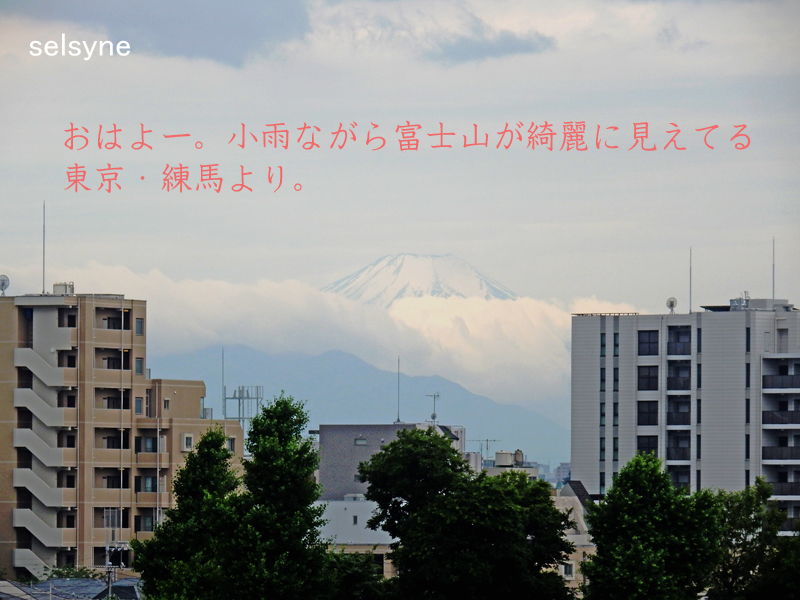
left=394, top=356, right=402, bottom=424
left=222, top=346, right=226, bottom=425
left=468, top=438, right=501, bottom=460
left=688, top=246, right=692, bottom=314
left=0, top=275, right=9, bottom=297
left=42, top=200, right=46, bottom=294
left=426, top=392, right=440, bottom=424
left=772, top=237, right=775, bottom=304
left=667, top=297, right=677, bottom=315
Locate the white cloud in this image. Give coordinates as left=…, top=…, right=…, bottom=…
left=2, top=261, right=637, bottom=425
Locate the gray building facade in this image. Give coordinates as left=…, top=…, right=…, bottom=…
left=571, top=297, right=800, bottom=528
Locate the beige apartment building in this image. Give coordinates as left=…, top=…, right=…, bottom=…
left=0, top=284, right=243, bottom=580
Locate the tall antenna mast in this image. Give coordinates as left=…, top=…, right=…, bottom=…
left=222, top=346, right=226, bottom=422
left=426, top=392, right=440, bottom=424
left=42, top=200, right=46, bottom=294
left=689, top=246, right=692, bottom=314
left=772, top=237, right=775, bottom=303
left=394, top=356, right=401, bottom=424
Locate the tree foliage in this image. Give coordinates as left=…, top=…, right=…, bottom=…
left=582, top=453, right=723, bottom=600
left=707, top=477, right=799, bottom=600
left=359, top=427, right=575, bottom=600
left=44, top=565, right=104, bottom=580
left=130, top=426, right=240, bottom=599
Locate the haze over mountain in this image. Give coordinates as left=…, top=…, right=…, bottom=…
left=152, top=344, right=570, bottom=464
left=321, top=253, right=518, bottom=308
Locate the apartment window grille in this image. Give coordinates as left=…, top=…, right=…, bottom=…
left=637, top=435, right=658, bottom=456
left=638, top=330, right=659, bottom=356
left=668, top=326, right=692, bottom=355
left=637, top=401, right=658, bottom=426
left=638, top=366, right=659, bottom=391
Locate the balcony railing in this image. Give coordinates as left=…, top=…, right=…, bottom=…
left=762, top=447, right=800, bottom=460
left=762, top=411, right=800, bottom=425
left=666, top=447, right=691, bottom=461
left=667, top=412, right=691, bottom=426
left=667, top=342, right=691, bottom=355
left=763, top=375, right=800, bottom=389
left=667, top=377, right=691, bottom=391
left=780, top=518, right=798, bottom=532
left=771, top=482, right=800, bottom=496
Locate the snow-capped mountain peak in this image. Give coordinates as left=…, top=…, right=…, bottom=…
left=322, top=254, right=518, bottom=308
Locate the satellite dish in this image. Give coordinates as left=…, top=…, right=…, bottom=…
left=666, top=297, right=677, bottom=314
left=0, top=275, right=9, bottom=297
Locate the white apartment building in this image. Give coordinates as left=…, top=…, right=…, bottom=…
left=571, top=296, right=800, bottom=531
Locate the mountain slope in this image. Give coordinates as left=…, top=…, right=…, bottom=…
left=151, top=345, right=569, bottom=463
left=321, top=254, right=518, bottom=308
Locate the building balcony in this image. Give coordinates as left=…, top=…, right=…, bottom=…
left=667, top=342, right=691, bottom=356
left=13, top=429, right=76, bottom=468
left=780, top=518, right=798, bottom=532
left=135, top=452, right=171, bottom=466
left=134, top=491, right=170, bottom=507
left=92, top=408, right=133, bottom=428
left=92, top=488, right=133, bottom=504
left=763, top=375, right=800, bottom=390
left=92, top=328, right=132, bottom=347
left=667, top=412, right=691, bottom=426
left=14, top=389, right=77, bottom=428
left=13, top=469, right=76, bottom=508
left=92, top=448, right=133, bottom=467
left=762, top=411, right=800, bottom=425
left=666, top=447, right=691, bottom=461
left=667, top=377, right=691, bottom=391
left=91, top=367, right=133, bottom=388
left=771, top=482, right=800, bottom=496
left=762, top=447, right=800, bottom=460
left=13, top=509, right=77, bottom=547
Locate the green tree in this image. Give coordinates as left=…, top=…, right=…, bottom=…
left=706, top=477, right=787, bottom=599
left=228, top=392, right=330, bottom=599
left=131, top=426, right=240, bottom=600
left=359, top=427, right=575, bottom=600
left=323, top=550, right=391, bottom=600
left=44, top=565, right=104, bottom=580
left=741, top=525, right=800, bottom=599
left=582, top=453, right=723, bottom=600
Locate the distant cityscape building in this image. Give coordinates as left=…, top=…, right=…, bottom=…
left=0, top=284, right=243, bottom=580
left=571, top=296, right=799, bottom=530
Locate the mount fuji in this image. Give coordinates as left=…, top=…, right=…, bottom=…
left=321, top=254, right=518, bottom=308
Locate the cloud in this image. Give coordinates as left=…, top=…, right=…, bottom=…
left=425, top=29, right=556, bottom=64
left=0, top=0, right=310, bottom=66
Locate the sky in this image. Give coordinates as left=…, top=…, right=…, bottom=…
left=1, top=0, right=798, bottom=426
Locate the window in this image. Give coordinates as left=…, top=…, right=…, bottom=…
left=599, top=472, right=606, bottom=495
left=354, top=474, right=361, bottom=482
left=563, top=563, right=574, bottom=578
left=745, top=434, right=750, bottom=460
left=697, top=364, right=702, bottom=389
left=638, top=366, right=659, bottom=391
left=613, top=367, right=619, bottom=392
left=745, top=398, right=750, bottom=424
left=667, top=326, right=691, bottom=355
left=745, top=470, right=750, bottom=487
left=352, top=515, right=358, bottom=526
left=135, top=358, right=143, bottom=375
left=697, top=435, right=701, bottom=460
left=613, top=437, right=619, bottom=461
left=697, top=328, right=702, bottom=354
left=613, top=403, right=619, bottom=426
left=183, top=434, right=193, bottom=451
left=638, top=330, right=659, bottom=356
left=637, top=401, right=658, bottom=426
left=600, top=402, right=606, bottom=426
left=600, top=368, right=606, bottom=392
left=697, top=399, right=702, bottom=424
left=613, top=333, right=619, bottom=357
left=697, top=470, right=702, bottom=490
left=354, top=438, right=368, bottom=446
left=163, top=398, right=169, bottom=410
left=600, top=332, right=606, bottom=357
left=637, top=435, right=658, bottom=456
left=227, top=437, right=236, bottom=453
left=135, top=318, right=144, bottom=336
left=745, top=327, right=751, bottom=353
left=745, top=363, right=750, bottom=388
left=599, top=438, right=606, bottom=461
